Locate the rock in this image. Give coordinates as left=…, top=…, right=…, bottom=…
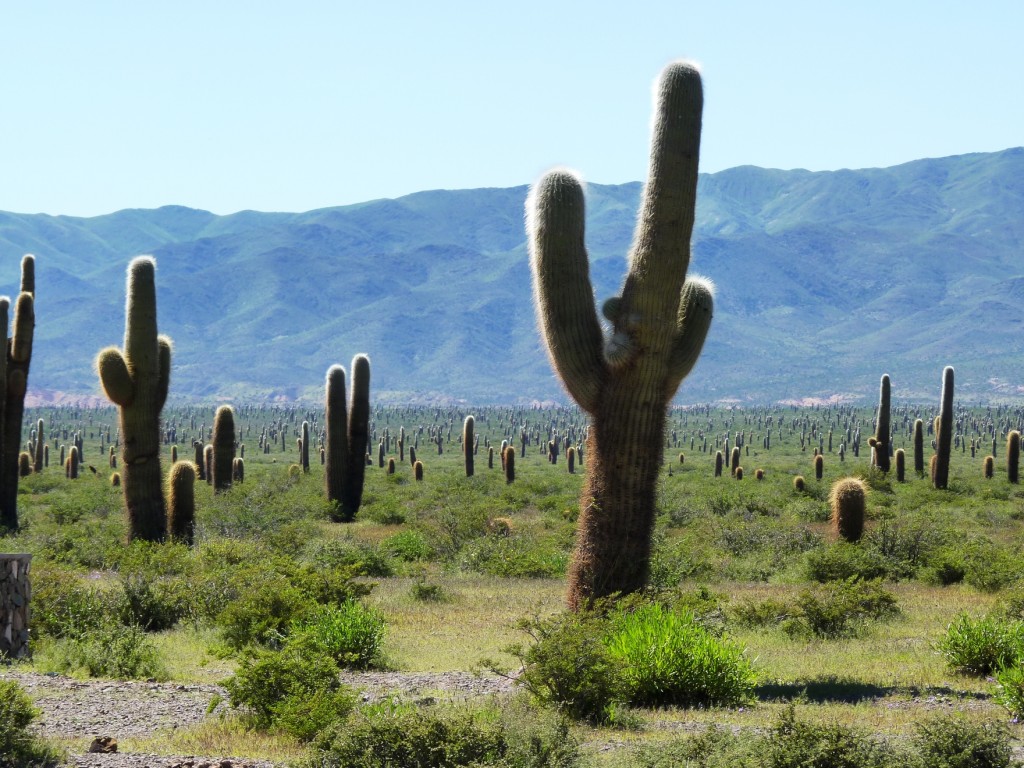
left=87, top=736, right=118, bottom=753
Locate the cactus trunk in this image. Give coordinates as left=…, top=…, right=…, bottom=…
left=0, top=256, right=35, bottom=530
left=933, top=366, right=954, bottom=489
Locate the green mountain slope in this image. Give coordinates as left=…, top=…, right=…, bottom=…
left=1, top=148, right=1022, bottom=404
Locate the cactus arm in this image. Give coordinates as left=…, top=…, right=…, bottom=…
left=325, top=364, right=349, bottom=509
left=97, top=347, right=135, bottom=407
left=618, top=63, right=703, bottom=353
left=527, top=170, right=606, bottom=414
left=156, top=335, right=172, bottom=411
left=665, top=276, right=714, bottom=397
left=9, top=293, right=33, bottom=364
left=19, top=255, right=35, bottom=297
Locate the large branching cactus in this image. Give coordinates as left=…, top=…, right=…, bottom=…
left=528, top=62, right=714, bottom=609
left=324, top=355, right=370, bottom=522
left=0, top=255, right=35, bottom=532
left=868, top=374, right=891, bottom=473
left=96, top=257, right=172, bottom=542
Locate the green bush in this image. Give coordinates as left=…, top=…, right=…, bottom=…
left=633, top=724, right=761, bottom=768
left=307, top=698, right=579, bottom=768
left=224, top=641, right=355, bottom=740
left=384, top=529, right=435, bottom=561
left=459, top=534, right=567, bottom=578
left=217, top=574, right=313, bottom=650
left=605, top=602, right=755, bottom=708
left=804, top=542, right=892, bottom=583
left=783, top=578, right=898, bottom=639
left=767, top=703, right=897, bottom=768
left=0, top=680, right=64, bottom=767
left=937, top=613, right=1024, bottom=676
left=30, top=562, right=115, bottom=639
left=117, top=573, right=192, bottom=631
left=305, top=538, right=395, bottom=577
left=41, top=620, right=167, bottom=680
left=731, top=597, right=791, bottom=629
left=912, top=713, right=1017, bottom=768
left=290, top=602, right=386, bottom=670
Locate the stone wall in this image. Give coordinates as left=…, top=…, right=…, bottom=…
left=0, top=554, right=31, bottom=658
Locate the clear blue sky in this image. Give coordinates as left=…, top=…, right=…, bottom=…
left=2, top=1, right=1020, bottom=217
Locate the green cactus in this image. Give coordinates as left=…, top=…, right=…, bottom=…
left=66, top=445, right=79, bottom=479
left=212, top=405, right=235, bottom=492
left=96, top=257, right=172, bottom=542
left=870, top=374, right=891, bottom=473
left=324, top=356, right=371, bottom=522
left=895, top=448, right=905, bottom=482
left=984, top=455, right=995, bottom=479
left=913, top=419, right=924, bottom=475
left=714, top=450, right=723, bottom=478
left=166, top=461, right=196, bottom=545
left=232, top=457, right=244, bottom=483
left=300, top=421, right=310, bottom=473
left=1008, top=430, right=1021, bottom=484
left=504, top=446, right=515, bottom=484
left=0, top=255, right=35, bottom=530
left=33, top=419, right=44, bottom=473
left=463, top=415, right=475, bottom=477
left=414, top=460, right=424, bottom=481
left=528, top=62, right=713, bottom=608
left=830, top=477, right=866, bottom=543
left=933, top=366, right=954, bottom=489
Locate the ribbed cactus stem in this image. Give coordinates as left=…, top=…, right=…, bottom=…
left=1008, top=430, right=1021, bottom=484
left=913, top=419, right=924, bottom=475
left=933, top=366, right=954, bottom=489
left=872, top=374, right=891, bottom=473
left=211, top=405, right=235, bottom=492
left=324, top=355, right=371, bottom=522
left=830, top=477, right=866, bottom=543
left=33, top=419, right=44, bottom=473
left=97, top=256, right=171, bottom=541
left=529, top=62, right=712, bottom=609
left=166, top=461, right=196, bottom=545
left=1, top=256, right=36, bottom=530
left=463, top=416, right=475, bottom=477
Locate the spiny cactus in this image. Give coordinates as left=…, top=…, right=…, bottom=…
left=324, top=357, right=371, bottom=522
left=463, top=415, right=475, bottom=477
left=504, top=446, right=515, bottom=484
left=33, top=419, right=43, bottom=473
left=414, top=460, right=424, bottom=481
left=830, top=477, right=867, bottom=543
left=735, top=466, right=744, bottom=480
left=17, top=452, right=30, bottom=477
left=66, top=445, right=79, bottom=479
left=204, top=445, right=213, bottom=485
left=913, top=419, right=925, bottom=475
left=232, top=457, right=244, bottom=483
left=814, top=454, right=824, bottom=481
left=714, top=450, right=723, bottom=478
left=567, top=445, right=576, bottom=474
left=984, top=455, right=995, bottom=479
left=528, top=62, right=712, bottom=608
left=869, top=374, right=891, bottom=473
left=96, top=257, right=171, bottom=542
left=166, top=461, right=196, bottom=545
left=0, top=255, right=35, bottom=530
left=895, top=448, right=906, bottom=482
left=212, top=405, right=235, bottom=492
left=933, top=366, right=954, bottom=489
left=1008, top=430, right=1021, bottom=484
left=300, top=421, right=310, bottom=474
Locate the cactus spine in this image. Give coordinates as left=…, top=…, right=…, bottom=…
left=830, top=477, right=866, bottom=543
left=933, top=366, right=954, bottom=489
left=211, top=405, right=235, bottom=492
left=96, top=257, right=171, bottom=542
left=324, top=356, right=371, bottom=522
left=1008, top=430, right=1020, bottom=484
left=0, top=255, right=35, bottom=530
left=869, top=374, right=891, bottom=473
left=529, top=63, right=712, bottom=608
left=463, top=415, right=475, bottom=477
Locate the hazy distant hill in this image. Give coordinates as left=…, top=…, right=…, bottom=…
left=2, top=148, right=1022, bottom=404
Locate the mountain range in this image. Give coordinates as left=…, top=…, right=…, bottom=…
left=1, top=147, right=1022, bottom=405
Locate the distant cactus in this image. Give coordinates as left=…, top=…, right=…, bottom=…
left=166, top=461, right=196, bottom=545
left=755, top=468, right=765, bottom=481
left=387, top=457, right=396, bottom=475
left=204, top=445, right=213, bottom=485
left=109, top=445, right=117, bottom=469
left=67, top=445, right=79, bottom=479
left=1008, top=430, right=1021, bottom=484
left=567, top=446, right=576, bottom=474
left=714, top=451, right=723, bottom=477
left=463, top=415, right=475, bottom=477
left=895, top=448, right=905, bottom=482
left=17, top=451, right=30, bottom=477
left=830, top=477, right=867, bottom=543
left=735, top=466, right=744, bottom=480
left=870, top=375, right=891, bottom=473
left=488, top=446, right=494, bottom=469
left=232, top=457, right=244, bottom=483
left=414, top=460, right=424, bottom=481
left=913, top=419, right=924, bottom=474
left=984, top=455, right=994, bottom=479
left=814, top=454, right=824, bottom=481
left=212, top=405, right=235, bottom=492
left=96, top=257, right=171, bottom=541
left=324, top=357, right=371, bottom=522
left=529, top=63, right=712, bottom=608
left=730, top=446, right=740, bottom=476
left=194, top=441, right=205, bottom=480
left=504, top=446, right=515, bottom=484
left=33, top=419, right=44, bottom=473
left=301, top=421, right=310, bottom=474
left=933, top=366, right=954, bottom=489
left=111, top=472, right=121, bottom=487
left=0, top=256, right=36, bottom=530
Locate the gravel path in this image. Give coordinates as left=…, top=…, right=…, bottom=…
left=1, top=669, right=514, bottom=768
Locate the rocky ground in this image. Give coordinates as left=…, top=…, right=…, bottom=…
left=1, top=669, right=515, bottom=768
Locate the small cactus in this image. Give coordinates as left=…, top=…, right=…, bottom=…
left=166, top=461, right=196, bottom=545
left=111, top=472, right=121, bottom=487
left=232, top=457, right=245, bottom=483
left=505, top=446, right=515, bottom=484
left=830, top=477, right=867, bottom=543
left=793, top=475, right=806, bottom=492
left=17, top=451, right=31, bottom=477
left=755, top=468, right=765, bottom=481
left=983, top=455, right=995, bottom=479
left=814, top=454, right=824, bottom=481
left=913, top=419, right=924, bottom=475
left=414, top=460, right=424, bottom=481
left=212, top=405, right=235, bottom=492
left=387, top=457, right=396, bottom=475
left=735, top=466, right=744, bottom=480
left=463, top=415, right=475, bottom=477
left=714, top=451, right=723, bottom=477
left=1008, top=430, right=1021, bottom=484
left=895, top=448, right=906, bottom=482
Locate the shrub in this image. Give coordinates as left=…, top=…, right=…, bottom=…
left=605, top=602, right=756, bottom=707
left=30, top=563, right=115, bottom=639
left=290, top=602, right=386, bottom=670
left=767, top=703, right=897, bottom=768
left=217, top=575, right=313, bottom=650
left=805, top=542, right=892, bottom=583
left=459, top=534, right=568, bottom=578
left=305, top=538, right=395, bottom=577
left=224, top=641, right=355, bottom=740
left=384, top=529, right=435, bottom=561
left=936, top=613, right=1024, bottom=675
left=41, top=620, right=167, bottom=680
left=912, top=713, right=1016, bottom=768
left=731, top=597, right=791, bottom=629
left=307, top=698, right=579, bottom=768
left=783, top=578, right=898, bottom=639
left=0, top=680, right=64, bottom=767
left=117, top=573, right=191, bottom=631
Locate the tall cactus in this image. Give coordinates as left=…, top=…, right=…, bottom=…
left=211, top=405, right=235, bottom=492
left=528, top=62, right=713, bottom=608
left=913, top=418, right=924, bottom=475
left=324, top=356, right=371, bottom=522
left=869, top=374, right=891, bottom=473
left=933, top=366, right=954, bottom=489
left=0, top=255, right=36, bottom=531
left=96, top=256, right=172, bottom=542
left=463, top=415, right=475, bottom=477
left=1008, top=429, right=1021, bottom=484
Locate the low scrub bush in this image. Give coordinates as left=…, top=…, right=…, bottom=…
left=937, top=613, right=1024, bottom=675
left=767, top=703, right=898, bottom=768
left=804, top=542, right=893, bottom=583
left=912, top=713, right=1017, bottom=768
left=383, top=529, right=435, bottom=562
left=0, top=680, right=64, bottom=767
left=30, top=563, right=115, bottom=639
left=40, top=620, right=167, bottom=680
left=783, top=578, right=898, bottom=639
left=305, top=539, right=395, bottom=577
left=290, top=602, right=386, bottom=670
left=459, top=534, right=567, bottom=578
left=306, top=698, right=579, bottom=768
